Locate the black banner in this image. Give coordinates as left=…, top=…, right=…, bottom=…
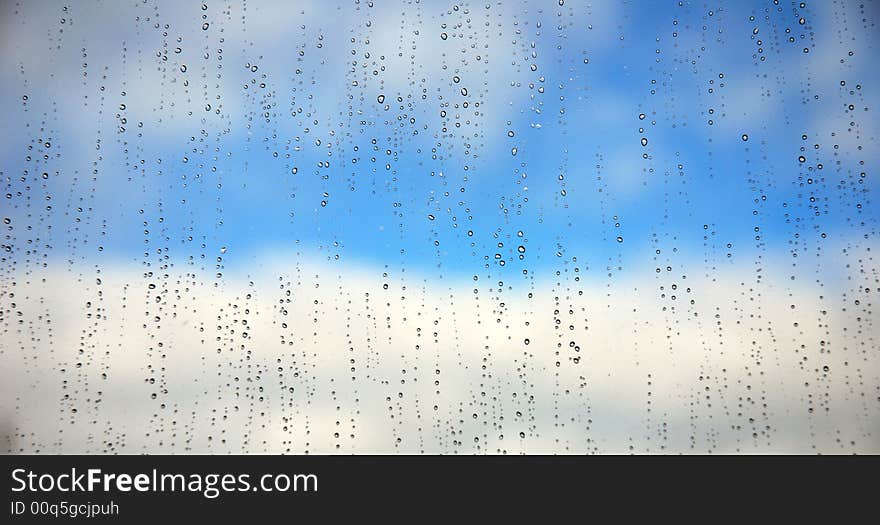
left=1, top=455, right=874, bottom=522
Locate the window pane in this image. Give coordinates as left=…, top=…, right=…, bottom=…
left=1, top=0, right=877, bottom=454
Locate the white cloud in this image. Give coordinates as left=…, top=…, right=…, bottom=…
left=2, top=244, right=877, bottom=454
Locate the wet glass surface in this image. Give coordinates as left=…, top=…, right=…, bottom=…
left=1, top=0, right=878, bottom=453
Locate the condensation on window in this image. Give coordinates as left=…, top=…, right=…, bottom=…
left=0, top=0, right=877, bottom=454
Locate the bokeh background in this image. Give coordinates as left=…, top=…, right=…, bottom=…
left=1, top=0, right=878, bottom=453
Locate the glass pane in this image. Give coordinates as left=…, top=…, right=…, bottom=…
left=1, top=0, right=877, bottom=454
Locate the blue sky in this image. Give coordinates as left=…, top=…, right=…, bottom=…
left=1, top=0, right=877, bottom=282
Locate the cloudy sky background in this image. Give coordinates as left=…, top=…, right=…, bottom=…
left=1, top=0, right=878, bottom=453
